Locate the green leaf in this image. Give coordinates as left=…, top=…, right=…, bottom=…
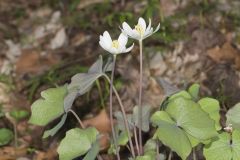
left=65, top=56, right=106, bottom=111
left=204, top=130, right=240, bottom=160
left=168, top=91, right=191, bottom=101
left=83, top=142, right=100, bottom=160
left=135, top=155, right=154, bottom=160
left=0, top=128, right=13, bottom=146
left=132, top=105, right=151, bottom=132
left=166, top=97, right=217, bottom=140
left=186, top=132, right=200, bottom=147
left=188, top=83, right=200, bottom=100
left=43, top=114, right=68, bottom=138
left=10, top=109, right=29, bottom=122
left=198, top=97, right=221, bottom=130
left=57, top=127, right=98, bottom=160
left=150, top=111, right=175, bottom=126
left=144, top=139, right=157, bottom=153
left=226, top=103, right=240, bottom=129
left=155, top=121, right=192, bottom=160
left=29, top=86, right=67, bottom=126
left=117, top=131, right=129, bottom=146
left=114, top=111, right=134, bottom=131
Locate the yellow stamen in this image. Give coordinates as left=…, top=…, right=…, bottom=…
left=112, top=40, right=119, bottom=49
left=135, top=24, right=144, bottom=36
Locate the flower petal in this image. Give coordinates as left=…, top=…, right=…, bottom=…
left=124, top=43, right=134, bottom=53
left=146, top=18, right=152, bottom=31
left=118, top=33, right=128, bottom=48
left=103, top=31, right=112, bottom=44
left=138, top=17, right=146, bottom=31
left=99, top=40, right=110, bottom=52
left=122, top=22, right=134, bottom=38
left=153, top=23, right=160, bottom=33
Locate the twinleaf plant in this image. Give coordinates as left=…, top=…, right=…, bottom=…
left=29, top=17, right=240, bottom=160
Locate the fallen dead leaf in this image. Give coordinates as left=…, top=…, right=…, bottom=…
left=0, top=147, right=27, bottom=160
left=83, top=109, right=111, bottom=133
left=207, top=42, right=240, bottom=69
left=83, top=109, right=111, bottom=150
left=15, top=49, right=59, bottom=75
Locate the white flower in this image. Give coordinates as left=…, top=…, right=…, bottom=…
left=121, top=17, right=160, bottom=41
left=99, top=31, right=134, bottom=54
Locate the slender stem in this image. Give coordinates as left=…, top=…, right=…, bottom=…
left=138, top=40, right=143, bottom=154
left=14, top=123, right=18, bottom=148
left=133, top=126, right=140, bottom=155
left=69, top=109, right=85, bottom=129
left=156, top=141, right=160, bottom=160
left=168, top=150, right=172, bottom=160
left=68, top=109, right=103, bottom=160
left=104, top=74, right=136, bottom=158
left=96, top=79, right=105, bottom=108
left=109, top=55, right=120, bottom=160
left=193, top=148, right=197, bottom=160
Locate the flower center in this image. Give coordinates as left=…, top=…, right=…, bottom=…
left=135, top=24, right=144, bottom=36
left=112, top=40, right=119, bottom=49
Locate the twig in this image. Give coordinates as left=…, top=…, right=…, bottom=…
left=109, top=56, right=120, bottom=160
left=104, top=74, right=136, bottom=158
left=138, top=40, right=143, bottom=154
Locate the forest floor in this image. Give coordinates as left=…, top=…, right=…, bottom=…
left=0, top=0, right=240, bottom=159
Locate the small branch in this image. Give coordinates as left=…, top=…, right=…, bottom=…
left=138, top=40, right=143, bottom=154
left=104, top=74, right=136, bottom=158
left=109, top=55, right=120, bottom=160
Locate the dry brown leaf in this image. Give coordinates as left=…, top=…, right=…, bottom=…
left=15, top=49, right=59, bottom=75
left=83, top=109, right=111, bottom=133
left=34, top=148, right=57, bottom=160
left=83, top=109, right=111, bottom=150
left=0, top=147, right=27, bottom=159
left=207, top=42, right=240, bottom=69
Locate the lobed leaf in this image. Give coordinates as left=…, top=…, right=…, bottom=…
left=166, top=97, right=217, bottom=140
left=29, top=86, right=67, bottom=126
left=226, top=103, right=240, bottom=130
left=204, top=130, right=240, bottom=160
left=132, top=105, right=151, bottom=132
left=198, top=97, right=221, bottom=130
left=57, top=127, right=98, bottom=160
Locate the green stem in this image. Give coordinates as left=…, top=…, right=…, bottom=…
left=193, top=147, right=197, bottom=160
left=109, top=55, right=120, bottom=160
left=134, top=126, right=140, bottom=155
left=138, top=40, right=143, bottom=154
left=14, top=123, right=18, bottom=148
left=69, top=109, right=85, bottom=129
left=96, top=79, right=105, bottom=108
left=168, top=150, right=172, bottom=160
left=104, top=74, right=136, bottom=158
left=156, top=141, right=160, bottom=160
